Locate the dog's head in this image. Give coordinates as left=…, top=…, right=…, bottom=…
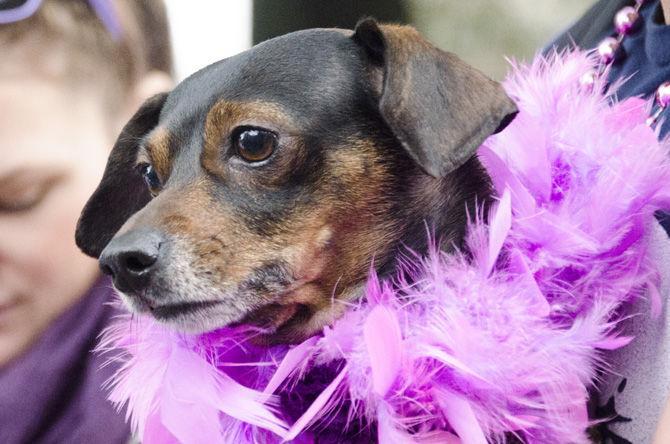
left=76, top=20, right=516, bottom=342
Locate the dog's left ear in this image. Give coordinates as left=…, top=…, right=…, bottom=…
left=352, top=19, right=517, bottom=177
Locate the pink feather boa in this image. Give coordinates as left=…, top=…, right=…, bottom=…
left=98, top=51, right=670, bottom=443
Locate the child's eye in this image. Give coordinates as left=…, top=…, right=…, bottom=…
left=137, top=163, right=162, bottom=194
left=0, top=178, right=58, bottom=214
left=0, top=192, right=46, bottom=213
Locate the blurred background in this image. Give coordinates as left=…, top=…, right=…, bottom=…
left=164, top=0, right=591, bottom=81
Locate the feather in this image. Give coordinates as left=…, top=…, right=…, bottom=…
left=477, top=146, right=536, bottom=218
left=377, top=401, right=416, bottom=444
left=436, top=390, right=487, bottom=444
left=593, top=335, right=634, bottom=350
left=263, top=337, right=318, bottom=395
left=161, top=344, right=287, bottom=439
left=99, top=315, right=288, bottom=442
left=143, top=411, right=179, bottom=444
left=414, top=431, right=462, bottom=444
left=284, top=365, right=349, bottom=440
left=364, top=305, right=403, bottom=397
left=485, top=188, right=512, bottom=276
left=508, top=248, right=550, bottom=317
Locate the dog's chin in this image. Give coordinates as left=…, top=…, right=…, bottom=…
left=117, top=292, right=238, bottom=333
left=118, top=290, right=305, bottom=336
left=153, top=302, right=306, bottom=337
left=148, top=301, right=239, bottom=334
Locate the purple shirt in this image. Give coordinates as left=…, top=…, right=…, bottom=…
left=0, top=278, right=130, bottom=443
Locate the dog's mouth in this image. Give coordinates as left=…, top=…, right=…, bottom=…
left=126, top=288, right=307, bottom=336
left=233, top=302, right=304, bottom=331
left=149, top=300, right=223, bottom=320
left=118, top=273, right=320, bottom=338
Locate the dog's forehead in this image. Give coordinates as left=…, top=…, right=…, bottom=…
left=162, top=28, right=362, bottom=122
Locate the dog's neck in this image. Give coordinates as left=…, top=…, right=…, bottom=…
left=379, top=156, right=493, bottom=279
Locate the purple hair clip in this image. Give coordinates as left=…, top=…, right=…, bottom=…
left=87, top=0, right=122, bottom=40
left=0, top=0, right=122, bottom=40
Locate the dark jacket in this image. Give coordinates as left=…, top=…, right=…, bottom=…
left=548, top=0, right=630, bottom=51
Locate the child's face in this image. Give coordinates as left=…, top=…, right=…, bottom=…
left=0, top=75, right=112, bottom=366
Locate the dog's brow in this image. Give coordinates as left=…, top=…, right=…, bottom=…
left=144, top=127, right=173, bottom=178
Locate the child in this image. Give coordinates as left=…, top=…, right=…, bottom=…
left=0, top=1, right=172, bottom=442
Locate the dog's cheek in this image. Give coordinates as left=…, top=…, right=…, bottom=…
left=320, top=141, right=404, bottom=286
left=282, top=224, right=332, bottom=282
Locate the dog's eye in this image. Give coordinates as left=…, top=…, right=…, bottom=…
left=137, top=163, right=161, bottom=194
left=233, top=128, right=277, bottom=163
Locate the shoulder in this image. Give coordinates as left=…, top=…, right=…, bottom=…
left=546, top=0, right=630, bottom=52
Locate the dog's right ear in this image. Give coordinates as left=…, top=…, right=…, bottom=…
left=75, top=93, right=168, bottom=258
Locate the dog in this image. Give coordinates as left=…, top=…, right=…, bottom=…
left=75, top=19, right=517, bottom=344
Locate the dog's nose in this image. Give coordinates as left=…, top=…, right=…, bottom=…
left=99, top=229, right=163, bottom=293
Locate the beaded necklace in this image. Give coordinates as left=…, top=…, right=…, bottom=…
left=579, top=0, right=670, bottom=127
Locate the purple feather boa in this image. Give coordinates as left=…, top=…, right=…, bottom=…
left=98, top=51, right=670, bottom=443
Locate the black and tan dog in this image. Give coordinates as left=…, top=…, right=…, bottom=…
left=75, top=19, right=517, bottom=344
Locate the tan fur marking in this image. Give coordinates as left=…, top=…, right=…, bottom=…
left=202, top=100, right=294, bottom=176
left=145, top=127, right=172, bottom=179
left=321, top=139, right=402, bottom=295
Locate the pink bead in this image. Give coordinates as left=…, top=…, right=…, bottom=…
left=597, top=37, right=620, bottom=64
left=579, top=70, right=597, bottom=91
left=656, top=81, right=670, bottom=108
left=614, top=6, right=639, bottom=34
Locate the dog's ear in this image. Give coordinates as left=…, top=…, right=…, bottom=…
left=75, top=93, right=168, bottom=258
left=352, top=18, right=517, bottom=177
